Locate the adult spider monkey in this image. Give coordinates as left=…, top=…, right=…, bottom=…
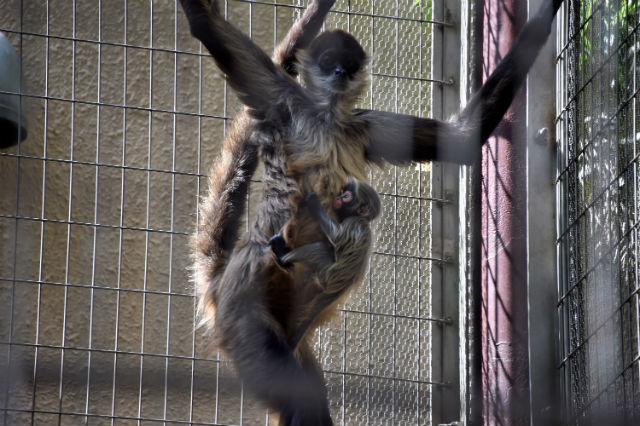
left=182, top=0, right=563, bottom=424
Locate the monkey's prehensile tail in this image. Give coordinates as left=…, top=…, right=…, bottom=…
left=192, top=120, right=259, bottom=329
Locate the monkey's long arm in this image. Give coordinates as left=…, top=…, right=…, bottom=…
left=362, top=0, right=563, bottom=166
left=274, top=0, right=337, bottom=76
left=300, top=192, right=341, bottom=243
left=180, top=0, right=306, bottom=119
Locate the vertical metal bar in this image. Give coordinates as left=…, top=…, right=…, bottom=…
left=32, top=0, right=50, bottom=419
left=112, top=1, right=128, bottom=424
left=189, top=0, right=204, bottom=422
left=457, top=1, right=473, bottom=423
left=431, top=0, right=461, bottom=423
left=86, top=1, right=103, bottom=422
left=32, top=0, right=49, bottom=407
left=555, top=2, right=567, bottom=421
left=138, top=1, right=154, bottom=424
left=163, top=2, right=179, bottom=424
left=633, top=4, right=639, bottom=411
left=391, top=1, right=399, bottom=424
left=431, top=0, right=443, bottom=422
left=525, top=0, right=559, bottom=425
left=367, top=3, right=375, bottom=425
left=56, top=0, right=71, bottom=425
left=416, top=1, right=425, bottom=423
left=3, top=2, right=25, bottom=425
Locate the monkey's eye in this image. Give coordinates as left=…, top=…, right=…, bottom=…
left=317, top=50, right=338, bottom=73
left=343, top=58, right=361, bottom=76
left=341, top=191, right=354, bottom=204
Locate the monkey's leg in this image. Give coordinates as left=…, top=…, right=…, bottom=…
left=218, top=300, right=333, bottom=426
left=291, top=340, right=333, bottom=426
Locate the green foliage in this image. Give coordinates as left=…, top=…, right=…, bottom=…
left=579, top=0, right=637, bottom=68
left=411, top=0, right=433, bottom=23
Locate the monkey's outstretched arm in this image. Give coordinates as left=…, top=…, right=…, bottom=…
left=180, top=0, right=305, bottom=118
left=299, top=192, right=340, bottom=242
left=361, top=0, right=563, bottom=166
left=274, top=0, right=337, bottom=75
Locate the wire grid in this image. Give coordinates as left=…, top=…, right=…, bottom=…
left=0, top=0, right=453, bottom=425
left=555, top=0, right=640, bottom=424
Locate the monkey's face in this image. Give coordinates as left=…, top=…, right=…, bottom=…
left=334, top=179, right=381, bottom=222
left=301, top=30, right=368, bottom=101
left=333, top=185, right=362, bottom=222
left=333, top=188, right=355, bottom=212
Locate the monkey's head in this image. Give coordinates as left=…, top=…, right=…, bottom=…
left=333, top=178, right=381, bottom=222
left=299, top=30, right=369, bottom=105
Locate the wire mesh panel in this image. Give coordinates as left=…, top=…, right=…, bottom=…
left=0, top=1, right=458, bottom=425
left=556, top=0, right=639, bottom=424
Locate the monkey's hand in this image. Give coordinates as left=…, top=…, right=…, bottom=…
left=180, top=0, right=218, bottom=42
left=268, top=233, right=292, bottom=268
left=180, top=0, right=219, bottom=15
left=316, top=0, right=337, bottom=6
left=299, top=192, right=321, bottom=209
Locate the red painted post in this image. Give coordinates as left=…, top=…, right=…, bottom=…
left=478, top=0, right=531, bottom=424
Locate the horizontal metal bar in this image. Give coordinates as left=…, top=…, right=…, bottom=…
left=372, top=72, right=452, bottom=86
left=0, top=89, right=229, bottom=121
left=0, top=276, right=194, bottom=298
left=0, top=28, right=204, bottom=57
left=0, top=341, right=214, bottom=363
left=0, top=213, right=189, bottom=236
left=1, top=340, right=442, bottom=388
left=233, top=0, right=453, bottom=27
left=0, top=153, right=456, bottom=205
left=0, top=277, right=445, bottom=326
left=371, top=249, right=449, bottom=264
left=0, top=152, right=205, bottom=179
left=341, top=308, right=452, bottom=325
left=322, top=368, right=445, bottom=387
left=0, top=407, right=224, bottom=426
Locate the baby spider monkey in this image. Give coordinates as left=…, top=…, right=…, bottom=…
left=269, top=178, right=381, bottom=348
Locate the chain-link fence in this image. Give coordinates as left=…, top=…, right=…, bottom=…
left=556, top=0, right=639, bottom=424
